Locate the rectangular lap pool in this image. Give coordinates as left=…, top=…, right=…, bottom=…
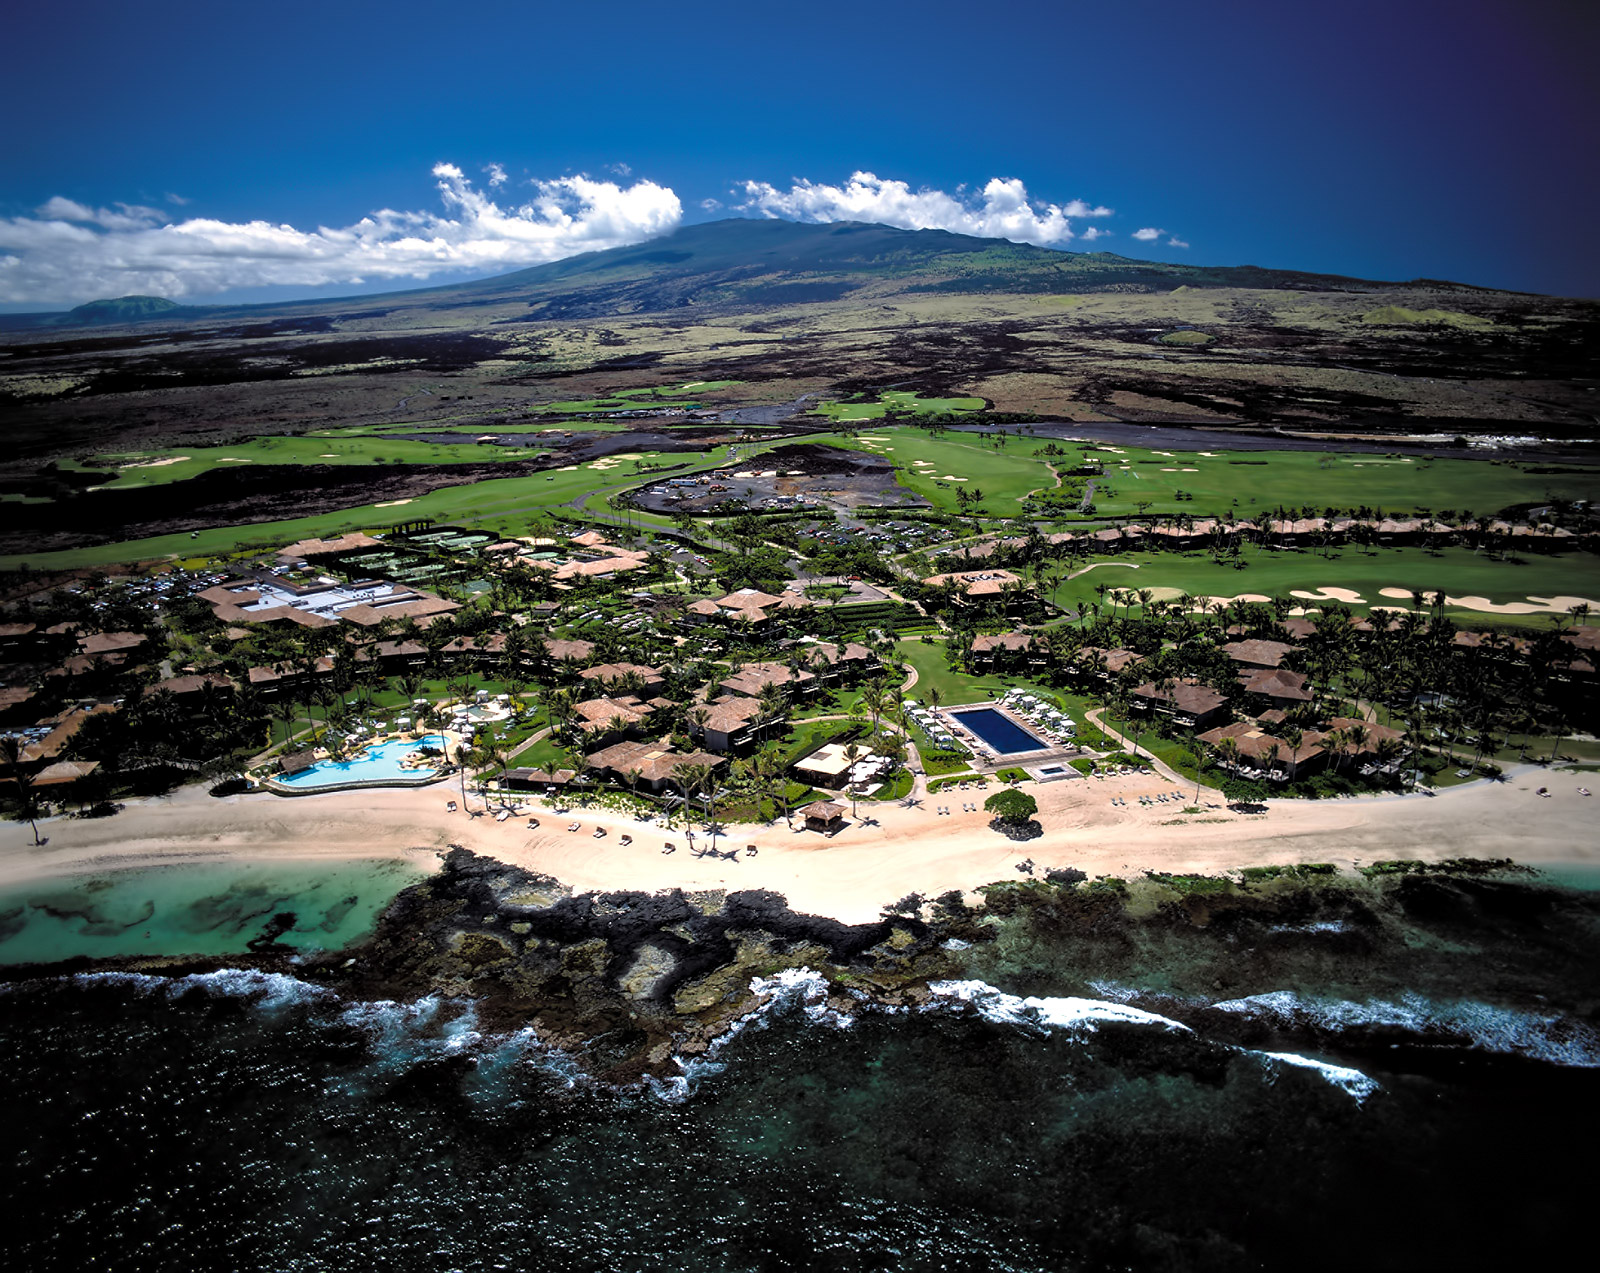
left=950, top=707, right=1048, bottom=755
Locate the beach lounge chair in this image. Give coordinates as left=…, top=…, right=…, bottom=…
left=747, top=844, right=758, bottom=856
left=446, top=800, right=457, bottom=812
left=663, top=842, right=676, bottom=853
left=526, top=818, right=540, bottom=829
left=593, top=827, right=606, bottom=839
left=567, top=822, right=581, bottom=832
left=495, top=809, right=510, bottom=822
left=619, top=834, right=633, bottom=846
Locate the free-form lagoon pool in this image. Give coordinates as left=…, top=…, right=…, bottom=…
left=277, top=735, right=447, bottom=790
left=950, top=708, right=1047, bottom=755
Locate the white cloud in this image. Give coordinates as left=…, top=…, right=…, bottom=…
left=1167, top=237, right=1189, bottom=249
left=1132, top=227, right=1163, bottom=242
left=700, top=197, right=723, bottom=212
left=0, top=163, right=682, bottom=305
left=484, top=163, right=508, bottom=186
left=737, top=171, right=1112, bottom=247
left=1080, top=226, right=1108, bottom=242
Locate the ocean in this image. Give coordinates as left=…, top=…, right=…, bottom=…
left=3, top=860, right=1597, bottom=1271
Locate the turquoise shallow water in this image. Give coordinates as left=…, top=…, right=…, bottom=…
left=0, top=857, right=429, bottom=965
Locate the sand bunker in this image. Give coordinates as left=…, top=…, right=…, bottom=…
left=1160, top=467, right=1201, bottom=473
left=373, top=499, right=413, bottom=508
left=1111, top=586, right=1186, bottom=603
left=218, top=458, right=252, bottom=463
left=1072, top=562, right=1140, bottom=575
left=1292, top=587, right=1366, bottom=604
left=1379, top=588, right=1418, bottom=600
left=558, top=465, right=579, bottom=471
left=1198, top=451, right=1217, bottom=457
left=941, top=475, right=969, bottom=481
left=1193, top=593, right=1272, bottom=606
left=319, top=453, right=340, bottom=458
left=118, top=456, right=189, bottom=469
left=1447, top=594, right=1600, bottom=616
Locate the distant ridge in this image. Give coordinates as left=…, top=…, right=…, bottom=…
left=2, top=219, right=1510, bottom=333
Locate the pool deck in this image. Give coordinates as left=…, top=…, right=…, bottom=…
left=939, top=702, right=1081, bottom=770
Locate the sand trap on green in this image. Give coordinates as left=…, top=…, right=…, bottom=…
left=1448, top=593, right=1600, bottom=615
left=941, top=475, right=969, bottom=481
left=119, top=456, right=189, bottom=468
left=1379, top=588, right=1418, bottom=599
left=1072, top=562, right=1140, bottom=575
left=1193, top=593, right=1272, bottom=606
left=1292, top=587, right=1366, bottom=604
left=1111, top=586, right=1186, bottom=603
left=373, top=499, right=412, bottom=508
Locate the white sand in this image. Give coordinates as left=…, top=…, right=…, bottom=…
left=1194, top=593, right=1271, bottom=605
left=3, top=769, right=1592, bottom=926
left=373, top=499, right=413, bottom=508
left=1292, top=587, right=1366, bottom=604
left=941, top=475, right=969, bottom=481
left=1447, top=594, right=1600, bottom=616
left=1379, top=587, right=1417, bottom=600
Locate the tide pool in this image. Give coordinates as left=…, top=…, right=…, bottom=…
left=0, top=857, right=430, bottom=966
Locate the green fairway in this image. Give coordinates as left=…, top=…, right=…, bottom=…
left=804, top=427, right=1056, bottom=518
left=1050, top=545, right=1600, bottom=628
left=73, top=434, right=552, bottom=492
left=529, top=380, right=740, bottom=413
left=813, top=391, right=985, bottom=422
left=2, top=445, right=737, bottom=571
left=309, top=419, right=639, bottom=437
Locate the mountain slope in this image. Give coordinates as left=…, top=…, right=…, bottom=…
left=8, top=219, right=1507, bottom=333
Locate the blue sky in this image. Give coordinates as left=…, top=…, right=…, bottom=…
left=2, top=0, right=1595, bottom=307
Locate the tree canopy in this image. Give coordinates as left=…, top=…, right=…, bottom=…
left=984, top=788, right=1038, bottom=824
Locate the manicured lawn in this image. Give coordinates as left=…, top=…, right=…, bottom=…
left=529, top=380, right=740, bottom=413
left=804, top=427, right=1054, bottom=519
left=813, top=391, right=985, bottom=422
left=1022, top=441, right=1600, bottom=521
left=72, top=434, right=554, bottom=491
left=2, top=444, right=742, bottom=571
left=1049, top=545, right=1600, bottom=628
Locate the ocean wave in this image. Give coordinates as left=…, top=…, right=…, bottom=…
left=1253, top=1050, right=1380, bottom=1103
left=73, top=967, right=334, bottom=1009
left=651, top=968, right=855, bottom=1104
left=1213, top=990, right=1600, bottom=1068
left=927, top=979, right=1194, bottom=1035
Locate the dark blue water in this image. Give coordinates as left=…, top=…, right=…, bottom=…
left=4, top=966, right=1596, bottom=1271
left=952, top=707, right=1047, bottom=754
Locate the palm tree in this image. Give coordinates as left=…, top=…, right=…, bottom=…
left=1, top=735, right=43, bottom=845
left=842, top=743, right=863, bottom=817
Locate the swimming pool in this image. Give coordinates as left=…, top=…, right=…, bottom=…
left=950, top=708, right=1048, bottom=755
left=276, top=735, right=448, bottom=790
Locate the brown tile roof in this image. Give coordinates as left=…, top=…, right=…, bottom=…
left=973, top=632, right=1035, bottom=654
left=1222, top=639, right=1296, bottom=669
left=156, top=672, right=236, bottom=695
left=579, top=662, right=662, bottom=685
left=32, top=759, right=101, bottom=786
left=78, top=631, right=148, bottom=656
left=544, top=638, right=596, bottom=663
left=1199, top=722, right=1325, bottom=766
left=585, top=739, right=724, bottom=784
left=278, top=532, right=380, bottom=558
left=1237, top=668, right=1314, bottom=702
left=721, top=662, right=816, bottom=699
left=1131, top=679, right=1230, bottom=716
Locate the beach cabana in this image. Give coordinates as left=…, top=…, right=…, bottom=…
left=800, top=800, right=847, bottom=834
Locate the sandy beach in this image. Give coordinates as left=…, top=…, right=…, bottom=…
left=4, top=764, right=1594, bottom=924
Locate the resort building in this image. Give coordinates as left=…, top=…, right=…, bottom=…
left=719, top=661, right=818, bottom=701
left=691, top=695, right=773, bottom=753
left=1236, top=668, right=1315, bottom=711
left=799, top=800, right=847, bottom=833
left=686, top=587, right=813, bottom=626
left=969, top=632, right=1044, bottom=672
left=197, top=572, right=458, bottom=629
left=1128, top=679, right=1231, bottom=731
left=1221, top=639, right=1298, bottom=670
left=1198, top=721, right=1328, bottom=781
left=583, top=739, right=725, bottom=794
